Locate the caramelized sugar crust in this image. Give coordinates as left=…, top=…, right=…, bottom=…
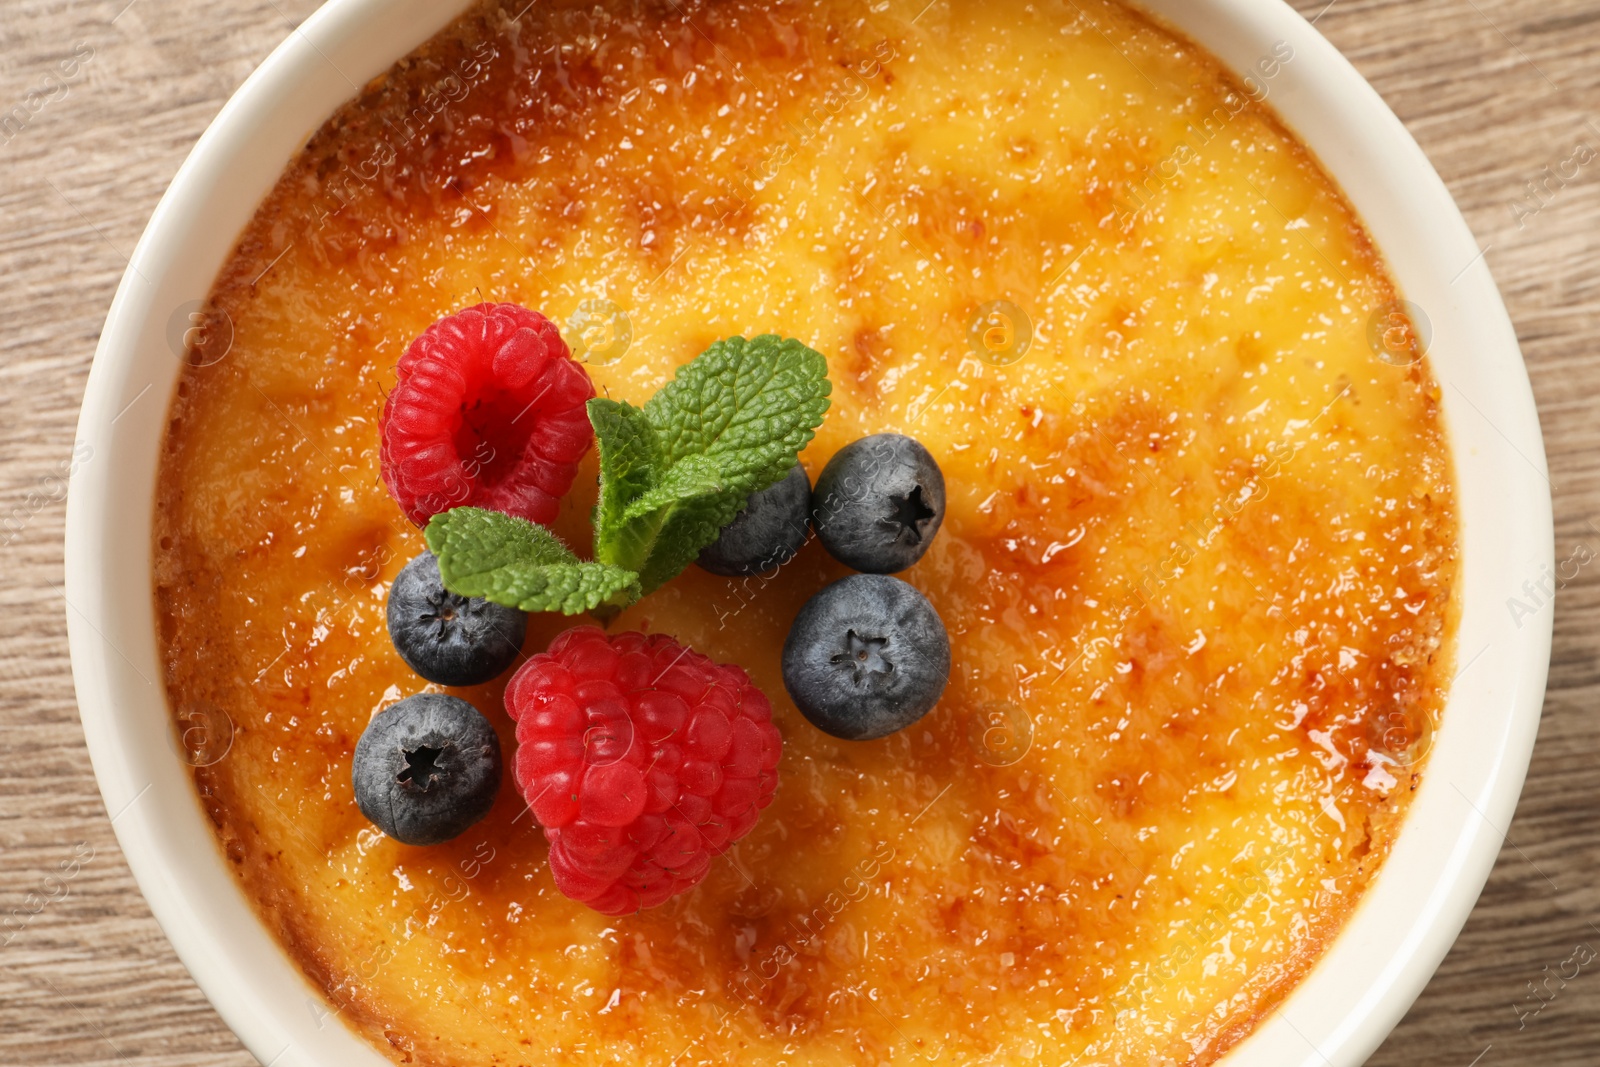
left=154, top=1, right=1458, bottom=1064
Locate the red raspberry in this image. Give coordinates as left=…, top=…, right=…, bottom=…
left=506, top=627, right=782, bottom=916
left=380, top=303, right=595, bottom=526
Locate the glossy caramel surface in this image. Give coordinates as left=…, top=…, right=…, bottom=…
left=153, top=1, right=1458, bottom=1064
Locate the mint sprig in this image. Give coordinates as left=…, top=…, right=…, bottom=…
left=593, top=334, right=831, bottom=594
left=426, top=334, right=831, bottom=616
left=424, top=507, right=640, bottom=614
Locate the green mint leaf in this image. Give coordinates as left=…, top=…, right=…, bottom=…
left=426, top=505, right=579, bottom=570
left=644, top=334, right=832, bottom=477
left=424, top=507, right=640, bottom=615
left=589, top=335, right=831, bottom=594
left=452, top=559, right=640, bottom=616
left=588, top=398, right=664, bottom=570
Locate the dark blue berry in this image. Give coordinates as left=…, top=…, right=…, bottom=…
left=387, top=551, right=526, bottom=687
left=352, top=693, right=503, bottom=845
left=781, top=574, right=950, bottom=740
left=697, top=464, right=812, bottom=577
left=812, top=434, right=945, bottom=574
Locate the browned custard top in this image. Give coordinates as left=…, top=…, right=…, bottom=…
left=154, top=1, right=1458, bottom=1064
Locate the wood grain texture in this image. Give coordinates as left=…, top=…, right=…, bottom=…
left=0, top=0, right=1595, bottom=1064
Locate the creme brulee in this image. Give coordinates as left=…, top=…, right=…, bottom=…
left=153, top=1, right=1458, bottom=1065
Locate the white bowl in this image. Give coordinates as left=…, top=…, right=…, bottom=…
left=66, top=1, right=1552, bottom=1064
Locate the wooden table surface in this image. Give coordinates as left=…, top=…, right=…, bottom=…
left=2, top=0, right=1597, bottom=1064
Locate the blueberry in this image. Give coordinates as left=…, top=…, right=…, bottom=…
left=352, top=693, right=503, bottom=845
left=781, top=574, right=951, bottom=740
left=697, top=464, right=812, bottom=577
left=812, top=434, right=946, bottom=574
left=387, top=551, right=526, bottom=687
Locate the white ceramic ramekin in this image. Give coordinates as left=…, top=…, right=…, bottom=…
left=66, top=1, right=1552, bottom=1064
